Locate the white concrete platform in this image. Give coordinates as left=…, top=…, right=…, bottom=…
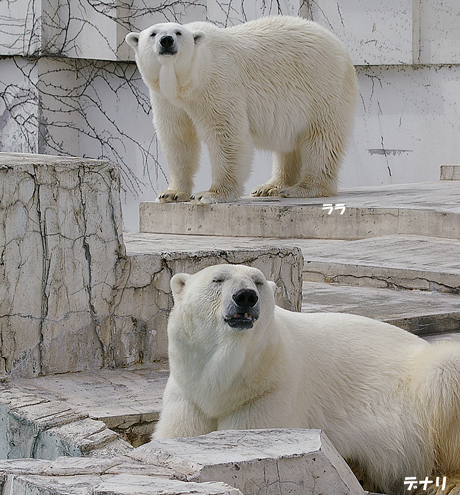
left=299, top=235, right=460, bottom=293
left=139, top=181, right=460, bottom=240
left=131, top=429, right=365, bottom=495
left=124, top=231, right=460, bottom=337
left=440, top=165, right=460, bottom=181
left=14, top=364, right=170, bottom=448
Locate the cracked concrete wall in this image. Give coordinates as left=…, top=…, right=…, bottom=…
left=0, top=154, right=126, bottom=377
left=0, top=153, right=303, bottom=378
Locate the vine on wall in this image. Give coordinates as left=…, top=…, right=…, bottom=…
left=0, top=0, right=299, bottom=200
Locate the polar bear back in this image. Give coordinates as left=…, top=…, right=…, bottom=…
left=272, top=307, right=429, bottom=466
left=183, top=16, right=357, bottom=152
left=273, top=307, right=426, bottom=399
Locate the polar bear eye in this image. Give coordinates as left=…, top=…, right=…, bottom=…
left=175, top=31, right=182, bottom=36
left=212, top=276, right=225, bottom=284
left=150, top=31, right=157, bottom=37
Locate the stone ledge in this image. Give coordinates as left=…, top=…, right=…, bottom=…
left=302, top=282, right=460, bottom=335
left=15, top=365, right=170, bottom=449
left=130, top=429, right=365, bottom=495
left=0, top=430, right=365, bottom=495
left=125, top=233, right=460, bottom=295
left=0, top=471, right=242, bottom=495
left=0, top=382, right=132, bottom=460
left=139, top=181, right=460, bottom=240
left=300, top=235, right=460, bottom=294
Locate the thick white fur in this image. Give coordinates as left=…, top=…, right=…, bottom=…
left=126, top=17, right=359, bottom=204
left=155, top=264, right=460, bottom=495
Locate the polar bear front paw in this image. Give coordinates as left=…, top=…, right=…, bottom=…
left=251, top=183, right=282, bottom=197
left=190, top=191, right=237, bottom=204
left=157, top=190, right=191, bottom=203
left=279, top=184, right=324, bottom=198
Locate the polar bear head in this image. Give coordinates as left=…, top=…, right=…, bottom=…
left=169, top=264, right=277, bottom=335
left=166, top=265, right=279, bottom=418
left=125, top=23, right=206, bottom=85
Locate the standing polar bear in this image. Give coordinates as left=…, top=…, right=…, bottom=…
left=155, top=264, right=460, bottom=495
left=126, top=16, right=358, bottom=204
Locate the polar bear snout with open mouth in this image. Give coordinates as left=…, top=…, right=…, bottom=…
left=223, top=286, right=260, bottom=330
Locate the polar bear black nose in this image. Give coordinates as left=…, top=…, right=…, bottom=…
left=233, top=289, right=258, bottom=309
left=160, top=36, right=174, bottom=48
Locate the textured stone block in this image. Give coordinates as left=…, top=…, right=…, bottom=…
left=0, top=463, right=242, bottom=495
left=440, top=165, right=460, bottom=181
left=130, top=429, right=365, bottom=495
left=0, top=430, right=364, bottom=494
left=139, top=181, right=460, bottom=240
left=0, top=154, right=125, bottom=377
left=0, top=383, right=131, bottom=460
left=94, top=476, right=243, bottom=495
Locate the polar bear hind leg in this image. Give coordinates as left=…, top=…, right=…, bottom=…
left=279, top=123, right=343, bottom=198
left=252, top=119, right=346, bottom=199
left=259, top=58, right=358, bottom=199
left=251, top=150, right=300, bottom=197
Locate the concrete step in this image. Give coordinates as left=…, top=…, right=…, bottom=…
left=125, top=233, right=460, bottom=294
left=440, top=164, right=460, bottom=180
left=14, top=364, right=170, bottom=448
left=125, top=232, right=460, bottom=339
left=0, top=429, right=365, bottom=495
left=302, top=282, right=460, bottom=336
left=139, top=181, right=460, bottom=240
left=300, top=235, right=460, bottom=293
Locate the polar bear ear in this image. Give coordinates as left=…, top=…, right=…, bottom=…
left=171, top=273, right=190, bottom=301
left=267, top=281, right=280, bottom=295
left=125, top=32, right=140, bottom=49
left=193, top=31, right=206, bottom=46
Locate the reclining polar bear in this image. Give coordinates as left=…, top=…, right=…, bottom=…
left=126, top=16, right=358, bottom=204
left=155, top=264, right=460, bottom=495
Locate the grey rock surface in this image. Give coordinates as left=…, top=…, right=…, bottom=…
left=0, top=430, right=365, bottom=495
left=130, top=429, right=365, bottom=495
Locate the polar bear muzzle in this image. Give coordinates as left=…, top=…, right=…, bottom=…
left=158, top=35, right=177, bottom=56
left=224, top=288, right=260, bottom=330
